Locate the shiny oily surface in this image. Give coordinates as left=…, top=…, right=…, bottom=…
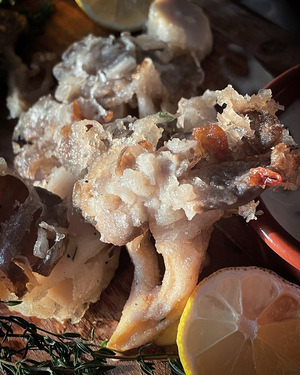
left=177, top=267, right=300, bottom=375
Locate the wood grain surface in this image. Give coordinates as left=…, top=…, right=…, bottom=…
left=0, top=0, right=300, bottom=373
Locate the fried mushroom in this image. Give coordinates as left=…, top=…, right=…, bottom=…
left=0, top=158, right=120, bottom=322
left=73, top=87, right=300, bottom=350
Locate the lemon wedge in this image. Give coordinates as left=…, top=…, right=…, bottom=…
left=75, top=0, right=152, bottom=31
left=177, top=267, right=300, bottom=375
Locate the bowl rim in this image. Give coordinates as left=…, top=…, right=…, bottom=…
left=251, top=64, right=300, bottom=270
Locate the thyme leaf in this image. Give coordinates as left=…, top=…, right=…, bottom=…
left=0, top=313, right=184, bottom=374
left=71, top=247, right=78, bottom=261
left=169, top=358, right=186, bottom=375
left=0, top=301, right=23, bottom=307
left=157, top=112, right=175, bottom=123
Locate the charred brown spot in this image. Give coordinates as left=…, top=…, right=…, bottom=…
left=116, top=142, right=153, bottom=176
left=60, top=125, right=71, bottom=137
left=138, top=140, right=153, bottom=151
left=191, top=124, right=229, bottom=160
left=105, top=194, right=122, bottom=210
left=249, top=167, right=282, bottom=188
left=102, top=110, right=114, bottom=123
left=245, top=110, right=283, bottom=149
left=133, top=59, right=149, bottom=78
left=73, top=100, right=84, bottom=120
left=116, top=147, right=137, bottom=176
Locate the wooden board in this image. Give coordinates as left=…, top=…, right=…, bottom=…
left=1, top=0, right=300, bottom=373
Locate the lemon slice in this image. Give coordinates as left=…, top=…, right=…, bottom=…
left=75, top=0, right=152, bottom=31
left=177, top=267, right=300, bottom=375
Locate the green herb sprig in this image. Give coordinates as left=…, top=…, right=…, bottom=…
left=0, top=303, right=184, bottom=375
left=157, top=112, right=175, bottom=123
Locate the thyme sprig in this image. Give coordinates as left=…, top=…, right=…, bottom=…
left=0, top=307, right=184, bottom=374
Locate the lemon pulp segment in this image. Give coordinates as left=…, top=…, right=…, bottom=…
left=177, top=267, right=300, bottom=375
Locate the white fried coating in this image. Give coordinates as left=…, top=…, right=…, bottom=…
left=52, top=31, right=205, bottom=118
left=7, top=0, right=299, bottom=344
left=73, top=134, right=224, bottom=350
left=72, top=87, right=300, bottom=349
left=13, top=95, right=111, bottom=186
left=7, top=1, right=215, bottom=326
left=10, top=213, right=120, bottom=323
left=13, top=19, right=211, bottom=195
left=11, top=75, right=300, bottom=338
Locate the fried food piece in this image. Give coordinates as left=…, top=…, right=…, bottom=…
left=73, top=87, right=300, bottom=350
left=6, top=0, right=214, bottom=325
left=0, top=158, right=120, bottom=322
left=108, top=224, right=216, bottom=349
left=52, top=32, right=205, bottom=119
left=0, top=158, right=68, bottom=297
left=148, top=0, right=213, bottom=61
left=13, top=95, right=113, bottom=194
left=12, top=21, right=210, bottom=191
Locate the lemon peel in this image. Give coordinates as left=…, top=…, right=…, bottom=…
left=75, top=0, right=152, bottom=31
left=177, top=267, right=300, bottom=375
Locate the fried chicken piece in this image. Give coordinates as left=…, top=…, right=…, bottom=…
left=73, top=87, right=300, bottom=350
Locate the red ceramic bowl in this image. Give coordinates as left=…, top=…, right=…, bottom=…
left=251, top=64, right=300, bottom=277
